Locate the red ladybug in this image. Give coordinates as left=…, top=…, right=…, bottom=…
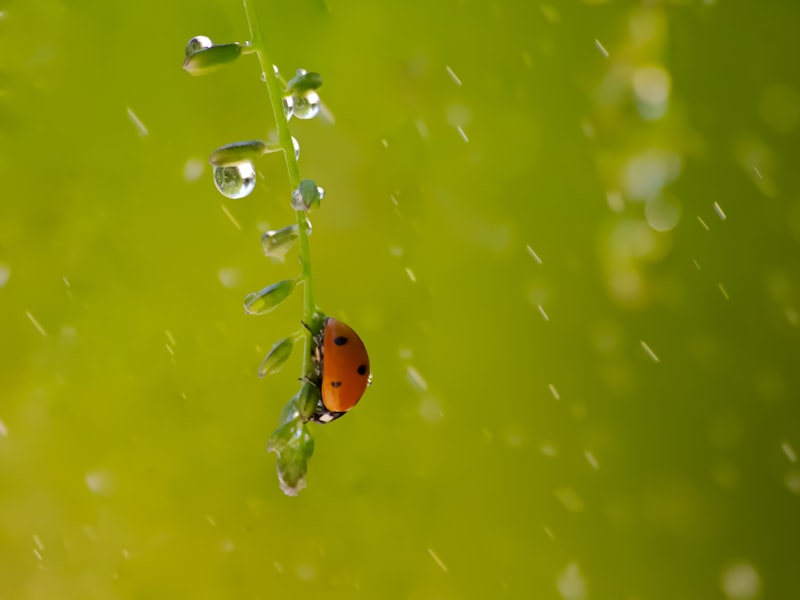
left=310, top=318, right=371, bottom=423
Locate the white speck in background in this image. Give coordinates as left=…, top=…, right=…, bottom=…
left=184, top=158, right=205, bottom=182
left=782, top=441, right=797, bottom=463
left=217, top=267, right=242, bottom=289
left=556, top=562, right=587, bottom=600
left=720, top=561, right=761, bottom=600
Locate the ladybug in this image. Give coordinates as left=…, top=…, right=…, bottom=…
left=310, top=318, right=371, bottom=424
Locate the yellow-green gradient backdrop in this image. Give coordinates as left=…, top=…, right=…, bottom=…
left=2, top=0, right=799, bottom=598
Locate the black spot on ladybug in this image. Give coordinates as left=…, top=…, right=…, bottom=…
left=357, top=364, right=368, bottom=375
left=331, top=381, right=342, bottom=388
left=334, top=336, right=348, bottom=346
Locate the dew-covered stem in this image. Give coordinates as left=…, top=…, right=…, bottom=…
left=243, top=0, right=316, bottom=376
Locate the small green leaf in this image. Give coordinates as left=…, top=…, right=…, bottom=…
left=297, top=380, right=322, bottom=421
left=291, top=179, right=325, bottom=211
left=268, top=420, right=315, bottom=496
left=182, top=43, right=243, bottom=76
left=209, top=139, right=279, bottom=167
left=243, top=279, right=295, bottom=315
left=286, top=70, right=323, bottom=93
left=261, top=224, right=299, bottom=263
left=266, top=418, right=302, bottom=454
left=258, top=336, right=294, bottom=377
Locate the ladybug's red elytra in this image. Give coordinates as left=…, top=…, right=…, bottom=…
left=310, top=318, right=371, bottom=424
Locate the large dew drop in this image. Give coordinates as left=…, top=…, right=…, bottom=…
left=185, top=35, right=213, bottom=57
left=292, top=91, right=321, bottom=120
left=213, top=162, right=256, bottom=199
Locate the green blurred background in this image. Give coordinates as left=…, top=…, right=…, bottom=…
left=2, top=0, right=800, bottom=598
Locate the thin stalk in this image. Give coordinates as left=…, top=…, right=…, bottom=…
left=243, top=0, right=316, bottom=380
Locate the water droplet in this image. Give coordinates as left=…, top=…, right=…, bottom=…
left=292, top=90, right=321, bottom=120
left=291, top=179, right=323, bottom=211
left=185, top=35, right=213, bottom=57
left=261, top=224, right=299, bottom=262
left=292, top=137, right=300, bottom=160
left=213, top=162, right=256, bottom=199
left=282, top=95, right=293, bottom=120
left=645, top=195, right=681, bottom=231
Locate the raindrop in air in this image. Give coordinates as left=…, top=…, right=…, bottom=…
left=213, top=161, right=256, bottom=199
left=185, top=35, right=213, bottom=57
left=292, top=91, right=321, bottom=120
left=282, top=96, right=294, bottom=120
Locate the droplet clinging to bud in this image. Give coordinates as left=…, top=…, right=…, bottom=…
left=213, top=162, right=256, bottom=199
left=261, top=224, right=300, bottom=262
left=291, top=90, right=321, bottom=120
left=291, top=179, right=325, bottom=211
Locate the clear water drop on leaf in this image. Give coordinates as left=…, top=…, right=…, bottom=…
left=185, top=35, right=213, bottom=57
left=292, top=90, right=321, bottom=120
left=261, top=224, right=299, bottom=262
left=291, top=179, right=324, bottom=211
left=213, top=162, right=256, bottom=199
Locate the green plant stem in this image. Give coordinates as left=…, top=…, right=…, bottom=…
left=243, top=0, right=316, bottom=380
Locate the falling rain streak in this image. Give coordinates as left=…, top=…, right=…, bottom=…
left=445, top=65, right=462, bottom=86
left=457, top=126, right=469, bottom=142
left=713, top=202, right=727, bottom=221
left=526, top=244, right=543, bottom=264
left=697, top=216, right=710, bottom=231
left=718, top=283, right=730, bottom=300
left=26, top=311, right=46, bottom=336
left=782, top=441, right=797, bottom=463
left=126, top=107, right=149, bottom=137
left=428, top=548, right=448, bottom=573
left=594, top=39, right=609, bottom=58
left=640, top=340, right=660, bottom=363
left=538, top=305, right=550, bottom=321
left=548, top=383, right=560, bottom=400
left=220, top=204, right=242, bottom=230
